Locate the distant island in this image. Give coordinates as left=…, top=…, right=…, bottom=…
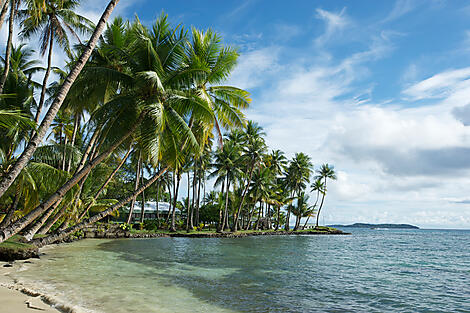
left=328, top=223, right=419, bottom=229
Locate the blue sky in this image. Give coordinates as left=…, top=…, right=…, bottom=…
left=4, top=0, right=470, bottom=228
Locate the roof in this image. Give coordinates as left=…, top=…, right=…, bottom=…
left=122, top=201, right=180, bottom=213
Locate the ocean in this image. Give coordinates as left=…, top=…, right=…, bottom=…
left=8, top=228, right=470, bottom=312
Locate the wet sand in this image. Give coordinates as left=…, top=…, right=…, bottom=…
left=0, top=262, right=60, bottom=312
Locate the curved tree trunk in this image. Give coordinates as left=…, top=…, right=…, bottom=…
left=66, top=114, right=81, bottom=172
left=34, top=28, right=54, bottom=126
left=216, top=180, right=224, bottom=232
left=0, top=0, right=16, bottom=94
left=33, top=166, right=169, bottom=247
left=0, top=186, right=19, bottom=230
left=0, top=115, right=137, bottom=243
left=23, top=200, right=61, bottom=241
left=139, top=163, right=146, bottom=223
left=232, top=163, right=255, bottom=232
left=0, top=0, right=9, bottom=33
left=315, top=180, right=327, bottom=228
left=78, top=146, right=132, bottom=221
left=0, top=0, right=120, bottom=200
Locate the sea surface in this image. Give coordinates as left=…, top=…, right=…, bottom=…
left=9, top=229, right=470, bottom=313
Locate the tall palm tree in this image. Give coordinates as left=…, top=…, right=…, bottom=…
left=233, top=122, right=266, bottom=231
left=19, top=0, right=94, bottom=125
left=303, top=178, right=324, bottom=229
left=315, top=163, right=337, bottom=228
left=0, top=0, right=120, bottom=243
left=0, top=0, right=18, bottom=94
left=284, top=152, right=313, bottom=231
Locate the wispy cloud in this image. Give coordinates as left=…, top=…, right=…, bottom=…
left=314, top=8, right=349, bottom=46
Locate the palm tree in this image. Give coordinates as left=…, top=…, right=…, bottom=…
left=209, top=140, right=241, bottom=232
left=19, top=0, right=94, bottom=125
left=0, top=0, right=120, bottom=215
left=303, top=178, right=324, bottom=229
left=284, top=152, right=313, bottom=231
left=233, top=122, right=266, bottom=231
left=0, top=0, right=121, bottom=243
left=315, top=163, right=337, bottom=228
left=0, top=0, right=18, bottom=94
left=291, top=192, right=314, bottom=231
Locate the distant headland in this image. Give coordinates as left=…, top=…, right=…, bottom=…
left=328, top=223, right=419, bottom=229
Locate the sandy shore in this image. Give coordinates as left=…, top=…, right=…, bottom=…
left=0, top=262, right=61, bottom=313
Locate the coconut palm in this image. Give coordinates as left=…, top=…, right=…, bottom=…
left=314, top=163, right=337, bottom=228
left=284, top=152, right=313, bottom=231
left=19, top=0, right=94, bottom=124
left=0, top=0, right=120, bottom=219
left=303, top=178, right=324, bottom=229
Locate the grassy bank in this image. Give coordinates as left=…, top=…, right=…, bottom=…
left=0, top=236, right=39, bottom=262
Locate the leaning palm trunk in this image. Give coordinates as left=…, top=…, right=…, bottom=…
left=232, top=164, right=255, bottom=232
left=23, top=200, right=61, bottom=241
left=0, top=118, right=137, bottom=243
left=34, top=29, right=54, bottom=125
left=0, top=187, right=19, bottom=230
left=315, top=180, right=327, bottom=228
left=38, top=199, right=72, bottom=235
left=0, top=0, right=16, bottom=94
left=32, top=166, right=169, bottom=248
left=79, top=147, right=132, bottom=221
left=303, top=191, right=320, bottom=229
left=0, top=0, right=9, bottom=33
left=66, top=114, right=81, bottom=172
left=0, top=0, right=120, bottom=199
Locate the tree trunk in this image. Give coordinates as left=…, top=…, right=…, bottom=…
left=33, top=166, right=169, bottom=247
left=219, top=178, right=230, bottom=232
left=303, top=190, right=320, bottom=229
left=126, top=152, right=141, bottom=224
left=34, top=28, right=54, bottom=126
left=170, top=172, right=181, bottom=232
left=0, top=0, right=16, bottom=94
left=0, top=0, right=120, bottom=199
left=66, top=114, right=80, bottom=172
left=139, top=163, right=146, bottom=223
left=315, top=180, right=327, bottom=228
left=23, top=200, right=61, bottom=241
left=0, top=187, right=19, bottom=230
left=255, top=200, right=262, bottom=230
left=0, top=115, right=136, bottom=243
left=78, top=146, right=132, bottom=221
left=38, top=199, right=72, bottom=235
left=185, top=171, right=191, bottom=231
left=275, top=205, right=280, bottom=231
left=165, top=181, right=172, bottom=225
left=195, top=172, right=201, bottom=225
left=155, top=179, right=160, bottom=220
left=0, top=0, right=9, bottom=33
left=232, top=163, right=255, bottom=232
left=285, top=205, right=291, bottom=231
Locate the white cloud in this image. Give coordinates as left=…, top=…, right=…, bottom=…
left=402, top=67, right=470, bottom=100
left=315, top=8, right=349, bottom=46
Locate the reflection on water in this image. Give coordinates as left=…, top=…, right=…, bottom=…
left=10, top=229, right=470, bottom=313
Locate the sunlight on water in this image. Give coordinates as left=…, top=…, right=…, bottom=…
left=9, top=229, right=470, bottom=313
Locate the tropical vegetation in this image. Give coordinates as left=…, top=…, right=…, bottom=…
left=0, top=0, right=337, bottom=247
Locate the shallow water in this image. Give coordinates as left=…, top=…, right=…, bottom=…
left=10, top=229, right=470, bottom=312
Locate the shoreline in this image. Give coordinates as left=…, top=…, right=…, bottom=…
left=0, top=229, right=349, bottom=313
left=0, top=260, right=79, bottom=313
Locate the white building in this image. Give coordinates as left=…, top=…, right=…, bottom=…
left=123, top=201, right=180, bottom=220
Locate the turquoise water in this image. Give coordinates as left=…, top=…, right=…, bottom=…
left=11, top=229, right=470, bottom=312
